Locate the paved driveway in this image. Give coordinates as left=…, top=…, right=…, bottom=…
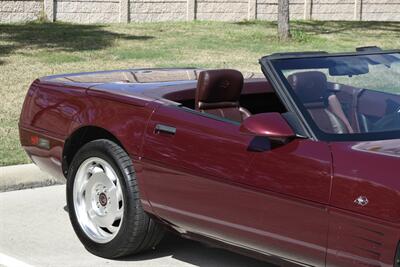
left=0, top=185, right=275, bottom=267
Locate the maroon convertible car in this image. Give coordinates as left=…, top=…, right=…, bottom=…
left=19, top=47, right=400, bottom=266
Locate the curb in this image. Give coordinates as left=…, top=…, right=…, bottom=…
left=0, top=164, right=65, bottom=192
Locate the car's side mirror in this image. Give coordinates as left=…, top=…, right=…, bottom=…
left=240, top=113, right=296, bottom=140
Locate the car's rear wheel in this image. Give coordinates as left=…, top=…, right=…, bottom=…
left=66, top=139, right=164, bottom=259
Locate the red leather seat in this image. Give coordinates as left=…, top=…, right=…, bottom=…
left=195, top=69, right=251, bottom=122
left=287, top=71, right=349, bottom=134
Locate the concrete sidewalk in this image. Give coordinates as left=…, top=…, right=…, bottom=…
left=0, top=164, right=65, bottom=192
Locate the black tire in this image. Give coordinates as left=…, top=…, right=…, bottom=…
left=66, top=139, right=165, bottom=259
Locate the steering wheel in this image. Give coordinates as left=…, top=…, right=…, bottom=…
left=372, top=110, right=400, bottom=131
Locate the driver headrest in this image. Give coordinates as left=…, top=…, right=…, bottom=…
left=287, top=71, right=329, bottom=105
left=196, top=69, right=243, bottom=110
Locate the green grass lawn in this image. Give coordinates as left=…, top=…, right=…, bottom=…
left=0, top=20, right=399, bottom=166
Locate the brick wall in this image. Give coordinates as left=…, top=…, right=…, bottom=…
left=1, top=0, right=400, bottom=24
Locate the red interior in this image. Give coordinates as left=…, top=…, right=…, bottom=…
left=163, top=78, right=287, bottom=115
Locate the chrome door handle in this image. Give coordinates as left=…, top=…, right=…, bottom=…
left=154, top=124, right=176, bottom=135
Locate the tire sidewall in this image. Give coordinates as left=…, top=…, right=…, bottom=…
left=66, top=140, right=137, bottom=258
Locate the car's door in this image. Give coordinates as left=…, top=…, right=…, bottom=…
left=139, top=103, right=332, bottom=266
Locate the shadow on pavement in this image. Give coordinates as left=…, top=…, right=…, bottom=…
left=62, top=204, right=277, bottom=266
left=120, top=232, right=277, bottom=267
left=61, top=203, right=276, bottom=266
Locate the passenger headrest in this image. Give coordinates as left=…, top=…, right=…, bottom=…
left=287, top=71, right=329, bottom=105
left=196, top=69, right=243, bottom=110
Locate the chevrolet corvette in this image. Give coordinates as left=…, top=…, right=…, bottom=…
left=19, top=47, right=400, bottom=266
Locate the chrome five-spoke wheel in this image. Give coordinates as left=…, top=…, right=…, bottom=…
left=73, top=157, right=124, bottom=243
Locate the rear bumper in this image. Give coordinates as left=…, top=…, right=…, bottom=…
left=19, top=126, right=65, bottom=180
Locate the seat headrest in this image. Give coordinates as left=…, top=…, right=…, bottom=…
left=287, top=71, right=329, bottom=105
left=196, top=69, right=243, bottom=110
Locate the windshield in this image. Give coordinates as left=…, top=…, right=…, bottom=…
left=271, top=52, right=400, bottom=141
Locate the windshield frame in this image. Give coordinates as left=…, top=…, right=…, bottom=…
left=259, top=49, right=400, bottom=142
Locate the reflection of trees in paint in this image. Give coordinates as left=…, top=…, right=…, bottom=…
left=352, top=139, right=400, bottom=157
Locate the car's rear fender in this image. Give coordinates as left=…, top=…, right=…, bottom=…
left=19, top=80, right=157, bottom=182
left=19, top=80, right=88, bottom=180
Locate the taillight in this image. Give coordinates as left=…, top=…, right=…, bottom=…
left=30, top=135, right=39, bottom=145
left=30, top=135, right=50, bottom=149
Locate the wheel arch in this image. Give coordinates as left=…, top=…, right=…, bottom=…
left=62, top=126, right=126, bottom=178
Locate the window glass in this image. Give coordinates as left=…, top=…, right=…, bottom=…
left=271, top=53, right=400, bottom=140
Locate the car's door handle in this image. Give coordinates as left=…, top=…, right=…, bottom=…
left=154, top=124, right=176, bottom=135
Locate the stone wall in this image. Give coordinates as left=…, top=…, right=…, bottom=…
left=0, top=0, right=43, bottom=23
left=362, top=0, right=400, bottom=21
left=196, top=0, right=248, bottom=21
left=129, top=0, right=187, bottom=22
left=311, top=0, right=355, bottom=20
left=55, top=0, right=120, bottom=23
left=257, top=0, right=304, bottom=20
left=1, top=0, right=400, bottom=24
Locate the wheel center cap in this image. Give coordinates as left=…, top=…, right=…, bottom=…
left=99, top=193, right=108, bottom=206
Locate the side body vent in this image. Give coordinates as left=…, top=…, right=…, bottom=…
left=326, top=210, right=399, bottom=267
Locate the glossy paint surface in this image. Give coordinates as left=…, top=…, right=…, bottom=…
left=326, top=208, right=399, bottom=267
left=326, top=140, right=400, bottom=266
left=239, top=112, right=295, bottom=138
left=139, top=104, right=332, bottom=266
left=19, top=79, right=155, bottom=181
left=18, top=69, right=400, bottom=267
left=330, top=140, right=400, bottom=223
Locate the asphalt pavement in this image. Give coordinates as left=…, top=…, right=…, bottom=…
left=0, top=185, right=274, bottom=267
